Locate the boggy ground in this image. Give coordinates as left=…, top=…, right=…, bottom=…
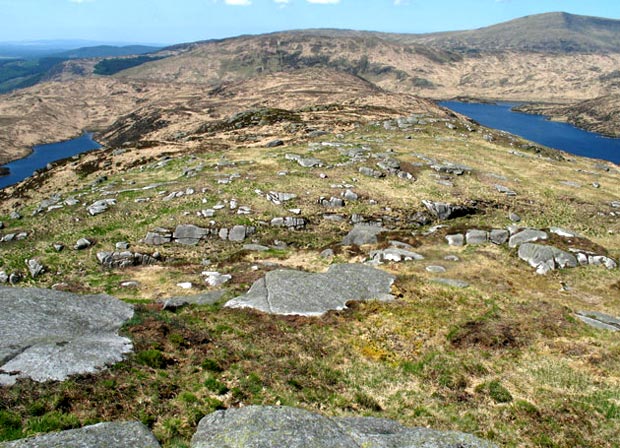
left=0, top=101, right=619, bottom=448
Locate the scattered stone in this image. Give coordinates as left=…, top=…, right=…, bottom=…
left=611, top=201, right=620, bottom=208
left=0, top=286, right=133, bottom=386
left=0, top=271, right=7, bottom=283
left=426, top=265, right=447, bottom=273
left=228, top=225, right=248, bottom=242
left=266, top=139, right=284, bottom=148
left=97, top=251, right=158, bottom=269
left=588, top=255, right=618, bottom=270
left=243, top=244, right=270, bottom=252
left=271, top=217, right=307, bottom=229
left=191, top=406, right=496, bottom=448
left=422, top=200, right=476, bottom=221
left=508, top=229, right=548, bottom=248
left=120, top=281, right=140, bottom=289
left=174, top=224, right=210, bottom=245
left=370, top=248, right=424, bottom=263
left=377, top=157, right=401, bottom=172
left=87, top=199, right=116, bottom=216
left=489, top=229, right=509, bottom=245
left=226, top=264, right=395, bottom=316
left=466, top=229, right=488, bottom=245
left=342, top=224, right=383, bottom=246
left=446, top=234, right=464, bottom=247
left=431, top=162, right=472, bottom=175
left=9, top=272, right=22, bottom=285
left=145, top=228, right=173, bottom=245
left=444, top=255, right=460, bottom=262
left=116, top=241, right=130, bottom=250
left=203, top=271, right=232, bottom=287
left=509, top=212, right=521, bottom=222
left=549, top=227, right=578, bottom=238
left=319, top=196, right=345, bottom=207
left=575, top=311, right=620, bottom=332
left=267, top=191, right=297, bottom=205
left=323, top=214, right=346, bottom=222
left=320, top=248, right=335, bottom=258
left=560, top=180, right=581, bottom=188
left=297, top=157, right=323, bottom=168
left=359, top=167, right=385, bottom=178
left=0, top=421, right=160, bottom=448
left=25, top=259, right=44, bottom=278
left=75, top=237, right=93, bottom=250
left=592, top=182, right=601, bottom=188
left=0, top=221, right=3, bottom=229
left=9, top=211, right=21, bottom=220
left=495, top=184, right=517, bottom=196
left=343, top=189, right=358, bottom=201
left=432, top=278, right=470, bottom=288
left=517, top=243, right=578, bottom=275
left=177, top=282, right=193, bottom=290
left=161, top=290, right=227, bottom=311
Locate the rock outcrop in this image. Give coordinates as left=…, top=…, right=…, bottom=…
left=191, top=406, right=497, bottom=448
left=0, top=422, right=160, bottom=448
left=225, top=264, right=395, bottom=316
left=0, top=287, right=133, bottom=386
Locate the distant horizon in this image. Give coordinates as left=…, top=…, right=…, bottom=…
left=3, top=0, right=620, bottom=46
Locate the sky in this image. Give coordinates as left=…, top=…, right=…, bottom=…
left=2, top=0, right=620, bottom=45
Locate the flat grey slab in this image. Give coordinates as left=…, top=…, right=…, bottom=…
left=160, top=290, right=226, bottom=310
left=191, top=406, right=496, bottom=448
left=508, top=229, right=548, bottom=248
left=0, top=286, right=133, bottom=386
left=431, top=278, right=470, bottom=288
left=0, top=421, right=160, bottom=448
left=576, top=311, right=620, bottom=331
left=342, top=224, right=383, bottom=246
left=225, top=264, right=395, bottom=316
left=518, top=243, right=577, bottom=274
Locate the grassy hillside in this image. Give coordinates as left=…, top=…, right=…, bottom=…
left=0, top=68, right=618, bottom=447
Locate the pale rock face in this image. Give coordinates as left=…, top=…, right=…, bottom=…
left=226, top=264, right=395, bottom=316
left=0, top=287, right=134, bottom=386
left=191, top=406, right=497, bottom=448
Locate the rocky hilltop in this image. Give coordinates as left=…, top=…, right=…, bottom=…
left=0, top=12, right=619, bottom=448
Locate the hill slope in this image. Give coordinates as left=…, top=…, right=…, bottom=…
left=406, top=12, right=620, bottom=53
left=113, top=17, right=620, bottom=103
left=0, top=69, right=618, bottom=447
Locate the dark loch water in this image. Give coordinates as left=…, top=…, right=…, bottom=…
left=0, top=133, right=101, bottom=190
left=440, top=101, right=620, bottom=165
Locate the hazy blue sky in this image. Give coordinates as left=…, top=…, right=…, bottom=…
left=2, top=0, right=620, bottom=45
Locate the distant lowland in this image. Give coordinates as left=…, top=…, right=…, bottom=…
left=2, top=12, right=620, bottom=165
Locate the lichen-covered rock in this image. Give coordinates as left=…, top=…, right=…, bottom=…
left=422, top=200, right=477, bottom=221
left=0, top=421, right=160, bottom=447
left=174, top=224, right=210, bottom=246
left=517, top=243, right=577, bottom=274
left=466, top=229, right=488, bottom=245
left=342, top=224, right=383, bottom=246
left=0, top=287, right=133, bottom=386
left=96, top=251, right=158, bottom=269
left=370, top=248, right=424, bottom=263
left=445, top=234, right=464, bottom=246
left=508, top=229, right=548, bottom=248
left=191, top=406, right=496, bottom=448
left=225, top=264, right=395, bottom=316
